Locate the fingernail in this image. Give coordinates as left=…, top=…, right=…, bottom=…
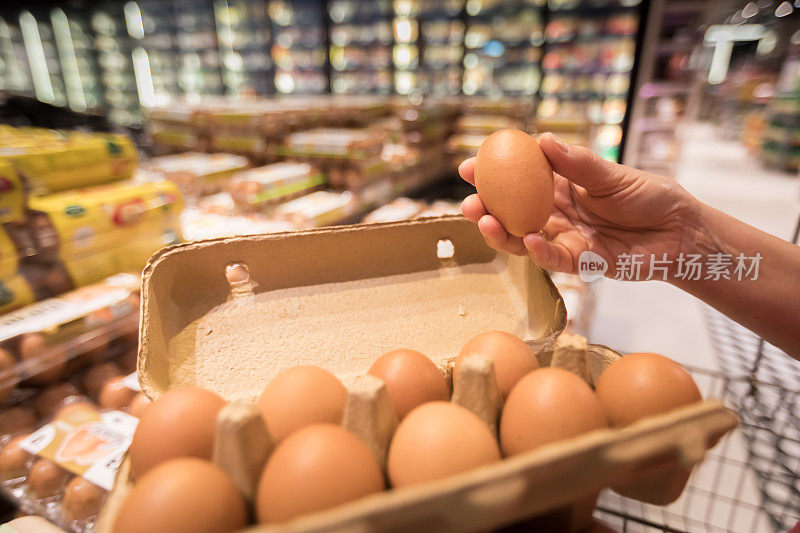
left=548, top=133, right=569, bottom=153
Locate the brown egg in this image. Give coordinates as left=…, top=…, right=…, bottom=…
left=257, top=366, right=346, bottom=442
left=0, top=434, right=32, bottom=480
left=19, top=334, right=67, bottom=385
left=128, top=393, right=151, bottom=418
left=500, top=368, right=608, bottom=456
left=34, top=382, right=80, bottom=418
left=81, top=362, right=122, bottom=395
left=118, top=348, right=138, bottom=374
left=0, top=347, right=18, bottom=403
left=62, top=477, right=106, bottom=522
left=0, top=407, right=36, bottom=437
left=28, top=458, right=69, bottom=499
left=81, top=331, right=112, bottom=364
left=129, top=386, right=226, bottom=479
left=455, top=331, right=538, bottom=399
left=387, top=402, right=500, bottom=488
left=474, top=129, right=554, bottom=236
left=367, top=349, right=449, bottom=420
left=114, top=458, right=247, bottom=533
left=42, top=267, right=73, bottom=296
left=256, top=424, right=384, bottom=523
left=98, top=376, right=137, bottom=410
left=596, top=353, right=702, bottom=505
left=595, top=353, right=702, bottom=427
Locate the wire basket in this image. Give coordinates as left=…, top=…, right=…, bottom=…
left=593, top=306, right=800, bottom=532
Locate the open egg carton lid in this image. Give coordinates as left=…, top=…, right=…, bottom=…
left=136, top=216, right=566, bottom=400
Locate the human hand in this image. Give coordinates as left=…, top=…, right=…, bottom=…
left=459, top=133, right=701, bottom=279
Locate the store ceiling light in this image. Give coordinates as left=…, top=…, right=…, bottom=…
left=19, top=11, right=54, bottom=104
left=742, top=2, right=759, bottom=17
left=704, top=24, right=767, bottom=83
left=51, top=8, right=87, bottom=112
left=123, top=2, right=144, bottom=40
left=757, top=30, right=777, bottom=54
left=131, top=47, right=155, bottom=107
left=795, top=0, right=800, bottom=8
left=775, top=1, right=793, bottom=16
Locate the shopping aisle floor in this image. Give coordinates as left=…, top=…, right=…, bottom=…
left=591, top=122, right=799, bottom=533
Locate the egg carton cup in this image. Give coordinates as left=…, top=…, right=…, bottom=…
left=96, top=216, right=737, bottom=533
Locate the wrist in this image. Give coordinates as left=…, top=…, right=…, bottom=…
left=668, top=196, right=715, bottom=286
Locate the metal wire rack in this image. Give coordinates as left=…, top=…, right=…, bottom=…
left=592, top=307, right=800, bottom=533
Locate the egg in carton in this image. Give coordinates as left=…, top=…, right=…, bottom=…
left=97, top=217, right=736, bottom=533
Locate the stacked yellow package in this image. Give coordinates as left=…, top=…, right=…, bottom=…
left=28, top=181, right=184, bottom=288
left=0, top=127, right=137, bottom=196
left=0, top=225, right=36, bottom=314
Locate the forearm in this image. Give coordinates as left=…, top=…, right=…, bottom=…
left=670, top=202, right=800, bottom=359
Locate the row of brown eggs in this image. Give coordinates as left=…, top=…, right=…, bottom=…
left=113, top=331, right=702, bottom=533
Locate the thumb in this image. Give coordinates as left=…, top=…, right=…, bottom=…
left=538, top=132, right=636, bottom=196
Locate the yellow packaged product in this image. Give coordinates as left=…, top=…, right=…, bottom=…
left=60, top=252, right=120, bottom=288
left=2, top=132, right=137, bottom=195
left=0, top=274, right=36, bottom=314
left=112, top=222, right=182, bottom=274
left=0, top=158, right=26, bottom=223
left=28, top=181, right=184, bottom=263
left=0, top=225, right=21, bottom=280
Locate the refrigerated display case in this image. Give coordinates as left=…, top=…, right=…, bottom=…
left=13, top=9, right=67, bottom=108
left=91, top=3, right=141, bottom=125
left=624, top=0, right=707, bottom=176
left=133, top=1, right=182, bottom=107
left=328, top=0, right=393, bottom=94
left=215, top=0, right=274, bottom=96
left=463, top=0, right=544, bottom=97
left=392, top=0, right=464, bottom=96
left=0, top=15, right=33, bottom=95
left=541, top=0, right=643, bottom=161
left=51, top=9, right=104, bottom=111
left=174, top=0, right=224, bottom=100
left=269, top=0, right=328, bottom=94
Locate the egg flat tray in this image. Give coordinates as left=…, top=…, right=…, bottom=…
left=97, top=216, right=737, bottom=532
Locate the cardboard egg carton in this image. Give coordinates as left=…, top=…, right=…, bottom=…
left=96, top=217, right=737, bottom=533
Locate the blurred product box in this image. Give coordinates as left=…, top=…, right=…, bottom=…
left=228, top=163, right=325, bottom=212
left=0, top=128, right=137, bottom=197
left=26, top=181, right=184, bottom=289
left=0, top=159, right=27, bottom=224
left=142, top=152, right=249, bottom=199
left=274, top=190, right=357, bottom=229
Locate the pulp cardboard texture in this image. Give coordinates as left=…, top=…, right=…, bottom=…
left=137, top=216, right=565, bottom=400
left=98, top=216, right=738, bottom=533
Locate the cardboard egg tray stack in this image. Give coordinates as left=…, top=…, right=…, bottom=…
left=275, top=128, right=391, bottom=198
left=146, top=97, right=393, bottom=162
left=447, top=98, right=537, bottom=171
left=96, top=216, right=737, bottom=533
left=388, top=98, right=461, bottom=192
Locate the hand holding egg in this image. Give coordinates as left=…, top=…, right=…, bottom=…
left=460, top=132, right=697, bottom=278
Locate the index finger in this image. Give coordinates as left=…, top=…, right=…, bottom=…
left=458, top=157, right=476, bottom=186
